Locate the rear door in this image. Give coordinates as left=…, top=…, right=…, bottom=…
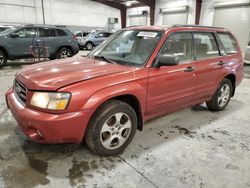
left=193, top=32, right=224, bottom=102
left=147, top=32, right=197, bottom=116
left=38, top=28, right=58, bottom=56
left=216, top=32, right=243, bottom=82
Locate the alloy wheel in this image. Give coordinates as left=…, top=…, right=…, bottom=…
left=217, top=84, right=230, bottom=107
left=59, top=50, right=71, bottom=59
left=86, top=43, right=93, bottom=50
left=0, top=54, right=4, bottom=65
left=100, top=112, right=132, bottom=150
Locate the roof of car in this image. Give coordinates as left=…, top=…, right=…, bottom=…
left=124, top=24, right=229, bottom=32
left=24, top=24, right=67, bottom=29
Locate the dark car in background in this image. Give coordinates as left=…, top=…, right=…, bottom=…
left=0, top=25, right=79, bottom=68
left=78, top=31, right=112, bottom=50
left=0, top=26, right=11, bottom=33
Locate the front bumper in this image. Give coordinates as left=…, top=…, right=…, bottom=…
left=6, top=88, right=92, bottom=144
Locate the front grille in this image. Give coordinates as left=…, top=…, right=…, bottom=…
left=14, top=80, right=27, bottom=105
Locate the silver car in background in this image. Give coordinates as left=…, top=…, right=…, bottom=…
left=78, top=31, right=112, bottom=51
left=244, top=41, right=250, bottom=64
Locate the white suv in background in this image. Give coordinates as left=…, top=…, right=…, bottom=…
left=244, top=41, right=250, bottom=64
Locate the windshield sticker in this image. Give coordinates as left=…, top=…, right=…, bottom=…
left=137, top=32, right=158, bottom=38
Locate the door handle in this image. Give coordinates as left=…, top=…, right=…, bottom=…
left=184, top=66, right=195, bottom=72
left=217, top=61, right=225, bottom=66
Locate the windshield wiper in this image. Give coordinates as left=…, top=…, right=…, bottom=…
left=93, top=55, right=117, bottom=64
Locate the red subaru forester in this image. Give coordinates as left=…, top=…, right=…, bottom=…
left=6, top=25, right=244, bottom=156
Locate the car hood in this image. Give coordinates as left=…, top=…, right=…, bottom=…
left=16, top=57, right=135, bottom=90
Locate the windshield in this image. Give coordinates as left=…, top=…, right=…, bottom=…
left=0, top=27, right=18, bottom=36
left=89, top=30, right=163, bottom=66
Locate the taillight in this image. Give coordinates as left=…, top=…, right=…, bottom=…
left=73, top=34, right=77, bottom=41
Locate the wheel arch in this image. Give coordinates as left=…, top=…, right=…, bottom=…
left=111, top=94, right=143, bottom=131
left=0, top=46, right=8, bottom=59
left=82, top=84, right=146, bottom=131
left=224, top=74, right=236, bottom=97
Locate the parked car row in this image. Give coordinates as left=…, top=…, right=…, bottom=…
left=0, top=25, right=79, bottom=68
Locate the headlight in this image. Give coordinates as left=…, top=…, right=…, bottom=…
left=30, top=92, right=71, bottom=110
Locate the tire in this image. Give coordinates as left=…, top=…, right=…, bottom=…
left=56, top=47, right=73, bottom=59
left=85, top=100, right=138, bottom=156
left=206, top=78, right=233, bottom=111
left=0, top=50, right=7, bottom=68
left=85, top=42, right=94, bottom=51
left=49, top=54, right=56, bottom=60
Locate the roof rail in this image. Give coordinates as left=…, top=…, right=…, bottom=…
left=172, top=24, right=225, bottom=29
left=25, top=24, right=34, bottom=26
left=125, top=25, right=146, bottom=28
left=54, top=25, right=67, bottom=28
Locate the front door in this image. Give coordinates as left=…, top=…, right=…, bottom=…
left=38, top=27, right=58, bottom=57
left=8, top=27, right=36, bottom=57
left=94, top=32, right=106, bottom=45
left=147, top=32, right=197, bottom=117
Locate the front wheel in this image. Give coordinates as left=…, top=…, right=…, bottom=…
left=0, top=50, right=7, bottom=68
left=85, top=100, right=138, bottom=156
left=56, top=47, right=73, bottom=59
left=206, top=78, right=233, bottom=111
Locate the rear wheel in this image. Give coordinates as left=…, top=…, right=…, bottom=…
left=56, top=47, right=73, bottom=59
left=206, top=78, right=233, bottom=111
left=85, top=100, right=137, bottom=156
left=0, top=50, right=7, bottom=68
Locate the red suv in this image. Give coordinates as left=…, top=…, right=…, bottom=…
left=6, top=25, right=244, bottom=156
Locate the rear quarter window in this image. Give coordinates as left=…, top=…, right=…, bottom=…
left=56, top=29, right=67, bottom=36
left=217, top=33, right=238, bottom=54
left=39, top=28, right=56, bottom=37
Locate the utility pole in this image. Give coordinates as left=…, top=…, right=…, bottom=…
left=41, top=0, right=45, bottom=24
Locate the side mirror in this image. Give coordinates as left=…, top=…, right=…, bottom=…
left=158, top=54, right=179, bottom=67
left=10, top=33, right=19, bottom=38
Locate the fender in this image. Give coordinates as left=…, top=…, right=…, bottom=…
left=81, top=81, right=147, bottom=118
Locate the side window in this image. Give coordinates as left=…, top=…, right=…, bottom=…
left=217, top=33, right=238, bottom=54
left=193, top=32, right=219, bottom=59
left=39, top=28, right=56, bottom=37
left=161, top=32, right=193, bottom=63
left=56, top=29, right=67, bottom=36
left=82, top=32, right=89, bottom=37
left=75, top=32, right=82, bottom=37
left=16, top=28, right=36, bottom=38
